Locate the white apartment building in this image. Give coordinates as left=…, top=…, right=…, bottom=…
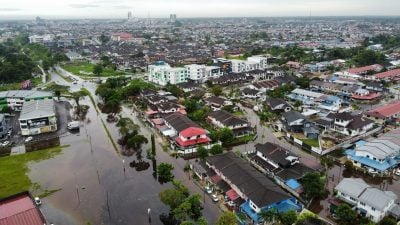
left=149, top=62, right=223, bottom=85
left=230, top=56, right=268, bottom=73
left=185, top=64, right=223, bottom=82
left=28, top=34, right=54, bottom=44
left=148, top=62, right=188, bottom=86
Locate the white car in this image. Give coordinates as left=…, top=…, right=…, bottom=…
left=34, top=197, right=41, bottom=206
left=205, top=186, right=212, bottom=194
left=25, top=136, right=33, bottom=142
left=211, top=194, right=219, bottom=202
left=2, top=141, right=9, bottom=146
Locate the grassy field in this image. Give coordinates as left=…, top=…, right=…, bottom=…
left=62, top=62, right=126, bottom=77
left=0, top=145, right=68, bottom=198
left=0, top=76, right=44, bottom=92
left=301, top=138, right=320, bottom=148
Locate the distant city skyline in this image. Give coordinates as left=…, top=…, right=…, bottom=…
left=0, top=0, right=400, bottom=20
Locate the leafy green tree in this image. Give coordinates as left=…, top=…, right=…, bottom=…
left=159, top=180, right=190, bottom=210
left=105, top=98, right=121, bottom=115
left=197, top=146, right=208, bottom=161
left=379, top=216, right=397, bottom=225
left=0, top=106, right=11, bottom=114
left=157, top=163, right=174, bottom=183
left=259, top=208, right=278, bottom=224
left=216, top=211, right=237, bottom=225
left=300, top=172, right=325, bottom=201
left=218, top=128, right=235, bottom=145
left=100, top=34, right=110, bottom=44
left=70, top=90, right=87, bottom=114
left=210, top=144, right=223, bottom=155
left=211, top=85, right=223, bottom=96
left=165, top=83, right=184, bottom=98
left=296, top=77, right=310, bottom=89
left=93, top=64, right=103, bottom=77
left=197, top=217, right=208, bottom=225
left=127, top=134, right=148, bottom=150
left=278, top=210, right=298, bottom=225
left=336, top=204, right=357, bottom=225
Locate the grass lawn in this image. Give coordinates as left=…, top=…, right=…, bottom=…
left=0, top=76, right=44, bottom=92
left=62, top=62, right=126, bottom=77
left=233, top=110, right=245, bottom=117
left=301, top=138, right=320, bottom=148
left=0, top=145, right=68, bottom=198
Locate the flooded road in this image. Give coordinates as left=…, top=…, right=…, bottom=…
left=27, top=70, right=221, bottom=225
left=29, top=98, right=170, bottom=225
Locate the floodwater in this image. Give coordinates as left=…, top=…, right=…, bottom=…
left=27, top=96, right=221, bottom=225
left=28, top=97, right=169, bottom=225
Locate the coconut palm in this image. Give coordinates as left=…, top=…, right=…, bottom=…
left=258, top=208, right=278, bottom=225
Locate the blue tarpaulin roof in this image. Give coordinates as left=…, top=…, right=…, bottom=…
left=286, top=179, right=301, bottom=190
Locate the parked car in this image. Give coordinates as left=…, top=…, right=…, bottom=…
left=34, top=197, right=41, bottom=206
left=368, top=168, right=378, bottom=174
left=25, top=136, right=33, bottom=142
left=211, top=194, right=219, bottom=202
left=395, top=169, right=400, bottom=176
left=2, top=141, right=9, bottom=146
left=205, top=186, right=212, bottom=194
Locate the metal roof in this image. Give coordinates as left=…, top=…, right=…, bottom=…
left=0, top=90, right=52, bottom=99
left=19, top=99, right=55, bottom=120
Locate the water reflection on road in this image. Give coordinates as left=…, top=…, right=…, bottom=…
left=28, top=95, right=220, bottom=225
left=29, top=97, right=169, bottom=225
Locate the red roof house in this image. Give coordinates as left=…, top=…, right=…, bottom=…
left=0, top=192, right=46, bottom=225
left=374, top=68, right=400, bottom=80
left=366, top=101, right=400, bottom=120
left=164, top=113, right=210, bottom=148
left=347, top=64, right=383, bottom=75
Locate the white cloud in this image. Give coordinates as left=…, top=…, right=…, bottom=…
left=0, top=0, right=399, bottom=19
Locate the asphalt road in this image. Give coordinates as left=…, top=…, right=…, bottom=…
left=233, top=104, right=322, bottom=170
left=37, top=67, right=221, bottom=224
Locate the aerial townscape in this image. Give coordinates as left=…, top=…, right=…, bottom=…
left=2, top=1, right=400, bottom=225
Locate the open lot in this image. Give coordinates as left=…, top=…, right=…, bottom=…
left=61, top=62, right=126, bottom=77
left=0, top=145, right=67, bottom=198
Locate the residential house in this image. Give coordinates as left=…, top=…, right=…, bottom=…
left=206, top=152, right=302, bottom=224
left=327, top=112, right=374, bottom=137
left=241, top=88, right=264, bottom=99
left=335, top=178, right=399, bottom=222
left=345, top=130, right=400, bottom=173
left=265, top=98, right=292, bottom=113
left=366, top=101, right=400, bottom=123
left=204, top=96, right=232, bottom=111
left=0, top=114, right=7, bottom=139
left=280, top=111, right=307, bottom=133
left=163, top=112, right=211, bottom=153
left=287, top=88, right=325, bottom=106
left=207, top=110, right=253, bottom=137
left=346, top=64, right=383, bottom=76
left=372, top=68, right=400, bottom=81
left=249, top=142, right=314, bottom=196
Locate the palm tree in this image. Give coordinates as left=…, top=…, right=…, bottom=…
left=258, top=208, right=278, bottom=225
left=70, top=90, right=87, bottom=114
left=116, top=116, right=139, bottom=138
left=105, top=98, right=121, bottom=116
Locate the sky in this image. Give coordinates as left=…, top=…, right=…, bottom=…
left=0, top=0, right=399, bottom=20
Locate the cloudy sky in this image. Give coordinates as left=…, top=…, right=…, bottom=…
left=0, top=0, right=399, bottom=19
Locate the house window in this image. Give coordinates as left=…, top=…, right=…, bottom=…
left=350, top=197, right=356, bottom=201
left=360, top=202, right=365, bottom=206
left=372, top=207, right=375, bottom=211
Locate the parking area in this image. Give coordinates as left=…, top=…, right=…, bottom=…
left=2, top=100, right=72, bottom=147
